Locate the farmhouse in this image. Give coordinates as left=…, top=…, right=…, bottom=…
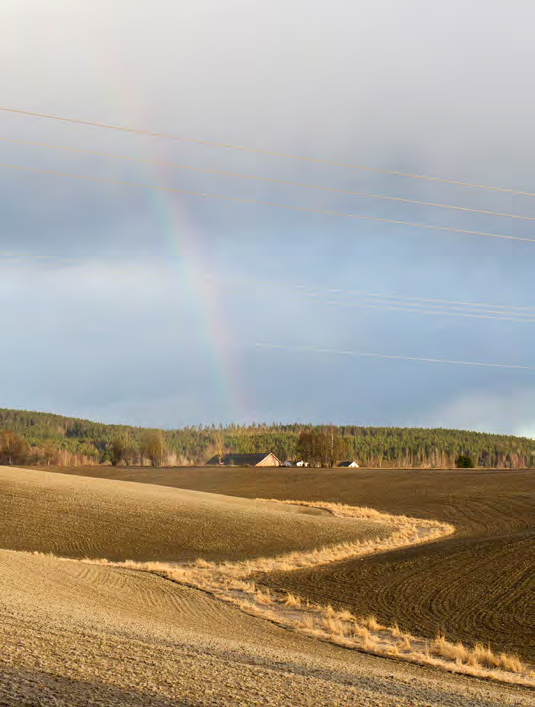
left=338, top=460, right=359, bottom=468
left=205, top=452, right=282, bottom=467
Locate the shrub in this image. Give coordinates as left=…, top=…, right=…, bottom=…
left=456, top=454, right=475, bottom=468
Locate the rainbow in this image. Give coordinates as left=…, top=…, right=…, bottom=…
left=88, top=49, right=245, bottom=423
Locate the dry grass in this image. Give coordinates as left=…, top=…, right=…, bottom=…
left=258, top=498, right=453, bottom=534
left=283, top=592, right=302, bottom=608
left=428, top=635, right=527, bottom=675
left=255, top=588, right=274, bottom=605
left=352, top=623, right=371, bottom=641
left=391, top=622, right=401, bottom=637
left=336, top=609, right=354, bottom=622
left=296, top=613, right=316, bottom=631
left=400, top=634, right=412, bottom=651
left=364, top=614, right=383, bottom=632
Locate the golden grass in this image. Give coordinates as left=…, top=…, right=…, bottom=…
left=364, top=614, right=383, bottom=632
left=429, top=634, right=527, bottom=674
left=391, top=622, right=401, bottom=637
left=336, top=609, right=354, bottom=622
left=297, top=613, right=316, bottom=631
left=255, top=589, right=274, bottom=605
left=283, top=592, right=302, bottom=608
left=400, top=634, right=412, bottom=651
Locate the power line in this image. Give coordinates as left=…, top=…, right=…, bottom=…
left=1, top=135, right=533, bottom=223
left=305, top=287, right=535, bottom=312
left=200, top=273, right=535, bottom=316
left=1, top=105, right=531, bottom=197
left=2, top=253, right=531, bottom=313
left=1, top=256, right=532, bottom=322
left=195, top=273, right=534, bottom=322
left=295, top=285, right=535, bottom=313
left=298, top=293, right=535, bottom=323
left=215, top=282, right=534, bottom=323
left=1, top=162, right=532, bottom=244
left=256, top=342, right=535, bottom=371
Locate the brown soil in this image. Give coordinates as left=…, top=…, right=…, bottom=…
left=46, top=466, right=534, bottom=661
left=1, top=548, right=532, bottom=706
left=0, top=466, right=386, bottom=563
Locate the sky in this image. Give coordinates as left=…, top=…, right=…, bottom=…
left=0, top=1, right=534, bottom=436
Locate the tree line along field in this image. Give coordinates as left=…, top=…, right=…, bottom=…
left=1, top=408, right=534, bottom=468
left=49, top=465, right=535, bottom=663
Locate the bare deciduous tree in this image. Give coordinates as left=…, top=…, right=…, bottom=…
left=141, top=430, right=165, bottom=467
left=0, top=430, right=28, bottom=465
left=214, top=429, right=226, bottom=465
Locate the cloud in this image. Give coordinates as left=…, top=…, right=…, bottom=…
left=426, top=388, right=535, bottom=437
left=0, top=2, right=533, bottom=430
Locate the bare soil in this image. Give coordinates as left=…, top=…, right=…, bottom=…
left=47, top=466, right=534, bottom=661
left=0, top=548, right=532, bottom=706
left=0, top=466, right=387, bottom=563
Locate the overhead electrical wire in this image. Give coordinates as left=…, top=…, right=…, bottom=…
left=291, top=293, right=535, bottom=323
left=0, top=105, right=532, bottom=197
left=290, top=284, right=535, bottom=313
left=1, top=256, right=532, bottom=322
left=199, top=273, right=535, bottom=315
left=2, top=107, right=532, bottom=372
left=255, top=343, right=535, bottom=371
left=1, top=162, right=532, bottom=244
left=0, top=252, right=531, bottom=314
left=214, top=280, right=535, bottom=323
left=0, top=135, right=532, bottom=223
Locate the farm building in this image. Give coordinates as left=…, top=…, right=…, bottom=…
left=205, top=452, right=282, bottom=467
left=338, top=460, right=359, bottom=468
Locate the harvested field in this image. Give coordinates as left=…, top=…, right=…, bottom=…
left=0, top=466, right=388, bottom=562
left=49, top=466, right=534, bottom=662
left=1, top=549, right=531, bottom=706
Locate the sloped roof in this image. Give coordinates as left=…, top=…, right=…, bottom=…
left=205, top=452, right=279, bottom=466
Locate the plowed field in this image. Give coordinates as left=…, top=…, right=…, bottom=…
left=0, top=466, right=385, bottom=562
left=51, top=466, right=534, bottom=661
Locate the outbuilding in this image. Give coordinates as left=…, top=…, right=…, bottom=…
left=338, top=461, right=359, bottom=468
left=205, top=452, right=282, bottom=467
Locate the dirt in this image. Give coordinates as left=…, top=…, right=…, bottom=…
left=0, top=549, right=532, bottom=707
left=2, top=465, right=533, bottom=705
left=46, top=466, right=534, bottom=661
left=0, top=466, right=387, bottom=563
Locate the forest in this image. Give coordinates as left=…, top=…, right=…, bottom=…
left=0, top=408, right=533, bottom=468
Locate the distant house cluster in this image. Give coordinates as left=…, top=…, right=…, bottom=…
left=205, top=452, right=359, bottom=468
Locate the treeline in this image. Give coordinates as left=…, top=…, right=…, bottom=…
left=0, top=408, right=533, bottom=469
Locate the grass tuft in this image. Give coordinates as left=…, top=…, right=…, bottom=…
left=283, top=592, right=302, bottom=608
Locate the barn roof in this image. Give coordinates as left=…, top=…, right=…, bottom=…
left=205, top=452, right=280, bottom=466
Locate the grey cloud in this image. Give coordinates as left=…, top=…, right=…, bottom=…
left=0, top=2, right=533, bottom=430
